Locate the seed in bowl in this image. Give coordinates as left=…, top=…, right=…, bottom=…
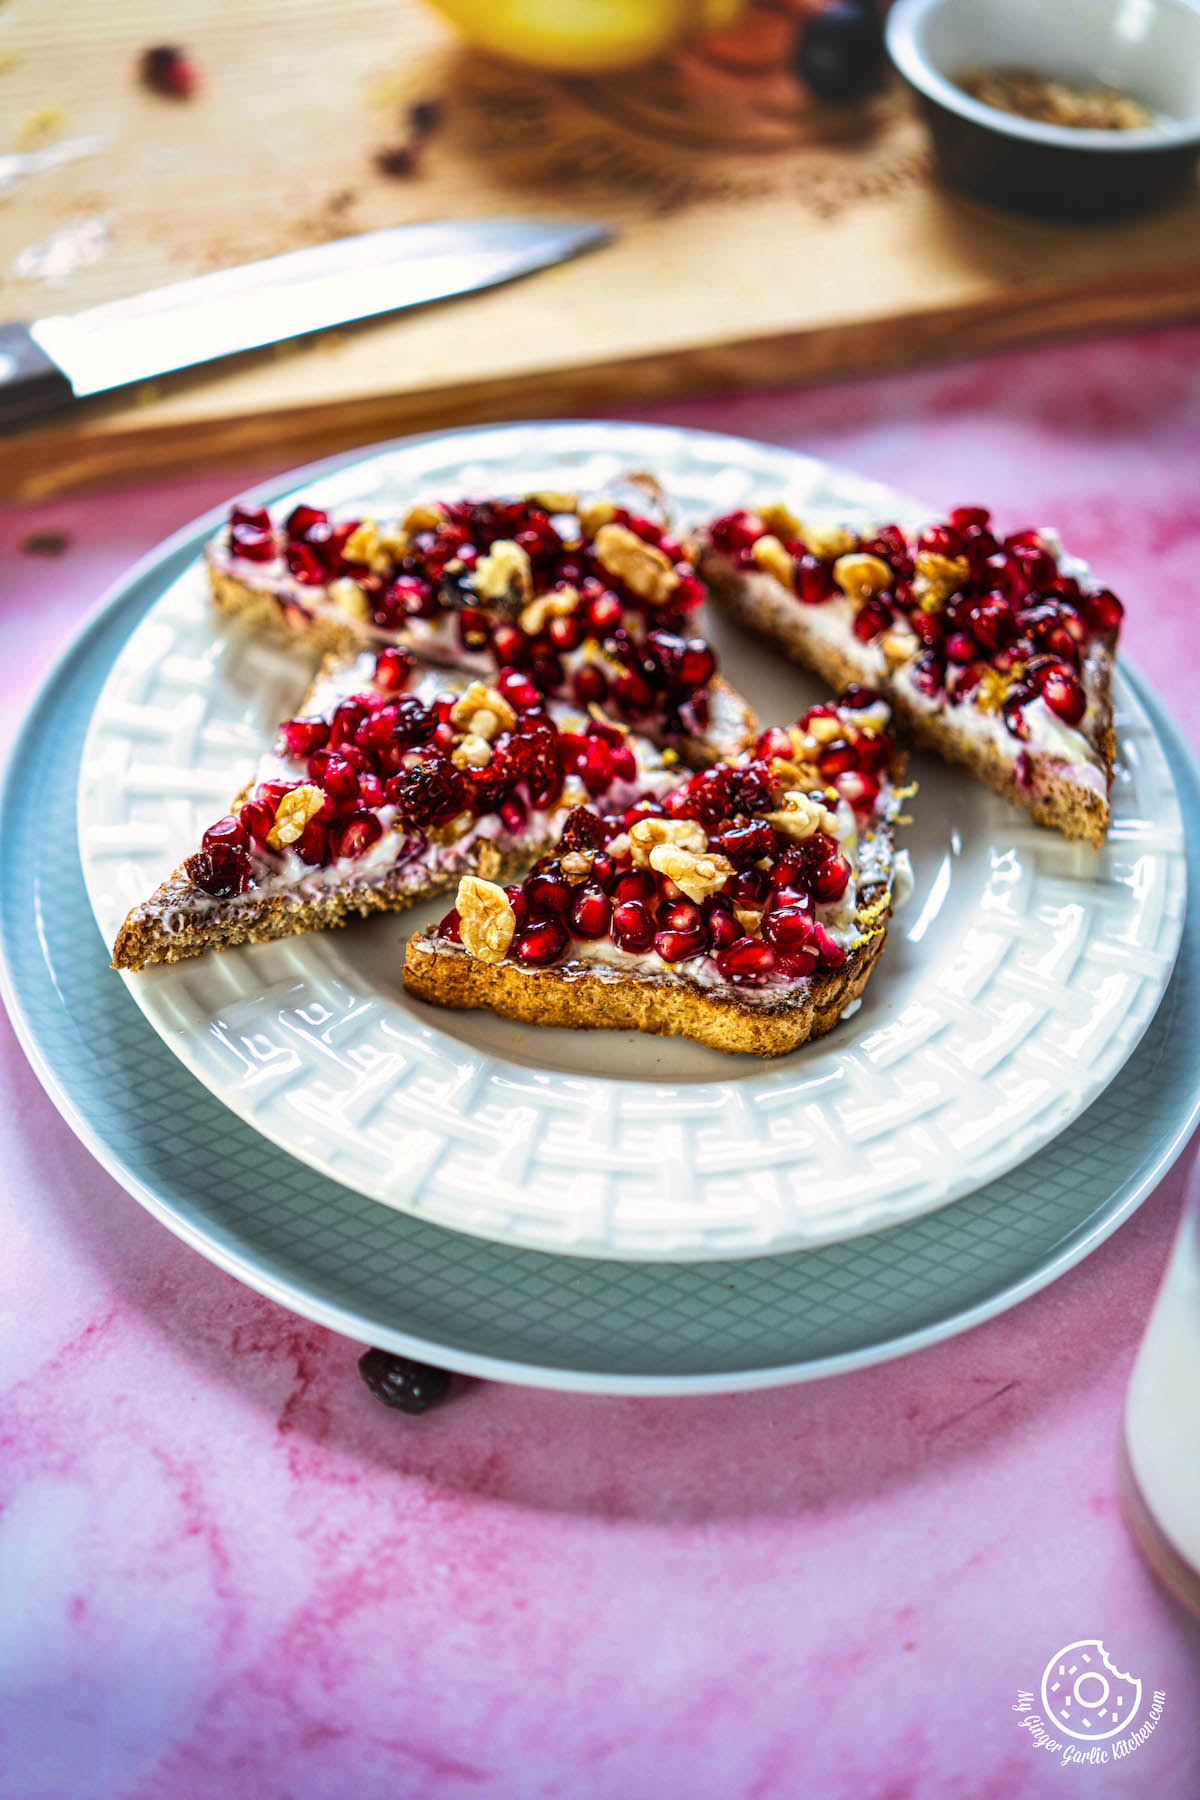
left=957, top=67, right=1155, bottom=132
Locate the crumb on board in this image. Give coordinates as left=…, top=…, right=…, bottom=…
left=20, top=529, right=71, bottom=557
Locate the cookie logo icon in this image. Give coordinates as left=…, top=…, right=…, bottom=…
left=1040, top=1640, right=1143, bottom=1741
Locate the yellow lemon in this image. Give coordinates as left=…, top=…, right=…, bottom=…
left=426, top=0, right=747, bottom=72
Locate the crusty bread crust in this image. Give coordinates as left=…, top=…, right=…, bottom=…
left=111, top=840, right=533, bottom=973
left=404, top=904, right=889, bottom=1058
left=208, top=559, right=367, bottom=657
left=702, top=550, right=1113, bottom=848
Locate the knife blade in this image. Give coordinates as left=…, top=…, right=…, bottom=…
left=0, top=216, right=612, bottom=428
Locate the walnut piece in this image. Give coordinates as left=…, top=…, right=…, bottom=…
left=649, top=843, right=734, bottom=904
left=751, top=533, right=795, bottom=589
left=451, top=733, right=493, bottom=770
left=914, top=551, right=970, bottom=603
left=472, top=539, right=533, bottom=606
left=593, top=523, right=679, bottom=605
left=328, top=577, right=370, bottom=621
left=758, top=501, right=803, bottom=540
left=881, top=627, right=918, bottom=671
left=803, top=715, right=843, bottom=747
left=456, top=875, right=516, bottom=965
left=628, top=816, right=707, bottom=867
left=834, top=552, right=893, bottom=602
left=341, top=519, right=393, bottom=574
left=561, top=850, right=595, bottom=885
left=763, top=791, right=839, bottom=841
left=520, top=588, right=579, bottom=635
left=806, top=523, right=857, bottom=560
left=402, top=501, right=444, bottom=533
left=529, top=490, right=578, bottom=514
left=266, top=784, right=325, bottom=850
left=578, top=498, right=616, bottom=539
left=449, top=681, right=517, bottom=743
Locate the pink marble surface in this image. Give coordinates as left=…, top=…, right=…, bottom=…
left=3, top=327, right=1200, bottom=1799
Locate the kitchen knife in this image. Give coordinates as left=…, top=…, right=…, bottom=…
left=0, top=216, right=612, bottom=427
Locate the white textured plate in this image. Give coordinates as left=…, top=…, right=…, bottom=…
left=78, top=422, right=1186, bottom=1261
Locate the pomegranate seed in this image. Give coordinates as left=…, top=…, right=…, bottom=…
left=949, top=505, right=991, bottom=532
left=660, top=899, right=703, bottom=934
left=513, top=919, right=568, bottom=967
left=576, top=738, right=614, bottom=797
left=756, top=725, right=796, bottom=761
left=853, top=599, right=892, bottom=643
left=229, top=522, right=276, bottom=563
left=525, top=870, right=571, bottom=920
left=811, top=856, right=851, bottom=902
left=357, top=773, right=386, bottom=808
left=494, top=668, right=540, bottom=712
left=716, top=938, right=776, bottom=985
left=709, top=821, right=777, bottom=868
left=837, top=770, right=880, bottom=810
left=239, top=797, right=275, bottom=843
left=504, top=885, right=528, bottom=931
left=230, top=503, right=270, bottom=532
left=1084, top=588, right=1124, bottom=634
left=762, top=905, right=814, bottom=953
left=911, top=652, right=947, bottom=700
left=438, top=908, right=462, bottom=943
left=728, top=868, right=770, bottom=907
left=1002, top=696, right=1031, bottom=741
left=710, top=510, right=765, bottom=553
left=374, top=647, right=414, bottom=692
left=655, top=928, right=705, bottom=963
left=795, top=553, right=836, bottom=604
left=499, top=795, right=528, bottom=835
left=612, top=900, right=656, bottom=952
left=1039, top=667, right=1086, bottom=725
left=705, top=909, right=742, bottom=952
left=331, top=810, right=384, bottom=860
left=613, top=869, right=657, bottom=906
left=295, top=818, right=330, bottom=866
left=775, top=948, right=820, bottom=979
left=919, top=524, right=962, bottom=558
left=810, top=922, right=845, bottom=967
left=284, top=504, right=328, bottom=539
left=967, top=596, right=1014, bottom=651
left=678, top=641, right=716, bottom=687
left=184, top=843, right=251, bottom=896
left=279, top=716, right=330, bottom=758
left=816, top=741, right=855, bottom=780
left=674, top=574, right=705, bottom=610
left=284, top=543, right=327, bottom=585
left=490, top=624, right=527, bottom=668
left=840, top=684, right=882, bottom=709
left=388, top=698, right=437, bottom=748
left=257, top=779, right=295, bottom=811
left=320, top=755, right=360, bottom=803
left=201, top=814, right=248, bottom=852
left=570, top=885, right=612, bottom=938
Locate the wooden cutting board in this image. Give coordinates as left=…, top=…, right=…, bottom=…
left=2, top=0, right=1200, bottom=498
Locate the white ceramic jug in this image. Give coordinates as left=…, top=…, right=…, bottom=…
left=1120, top=1172, right=1200, bottom=1617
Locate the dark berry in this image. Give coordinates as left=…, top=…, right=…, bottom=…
left=793, top=1, right=884, bottom=105
left=139, top=44, right=198, bottom=99
left=357, top=1347, right=452, bottom=1414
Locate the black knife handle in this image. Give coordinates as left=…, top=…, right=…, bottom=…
left=0, top=323, right=75, bottom=428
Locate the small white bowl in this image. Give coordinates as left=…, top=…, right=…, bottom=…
left=887, top=0, right=1200, bottom=219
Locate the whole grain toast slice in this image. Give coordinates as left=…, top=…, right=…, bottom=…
left=208, top=489, right=755, bottom=766
left=113, top=650, right=679, bottom=972
left=700, top=504, right=1119, bottom=847
left=405, top=694, right=907, bottom=1058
